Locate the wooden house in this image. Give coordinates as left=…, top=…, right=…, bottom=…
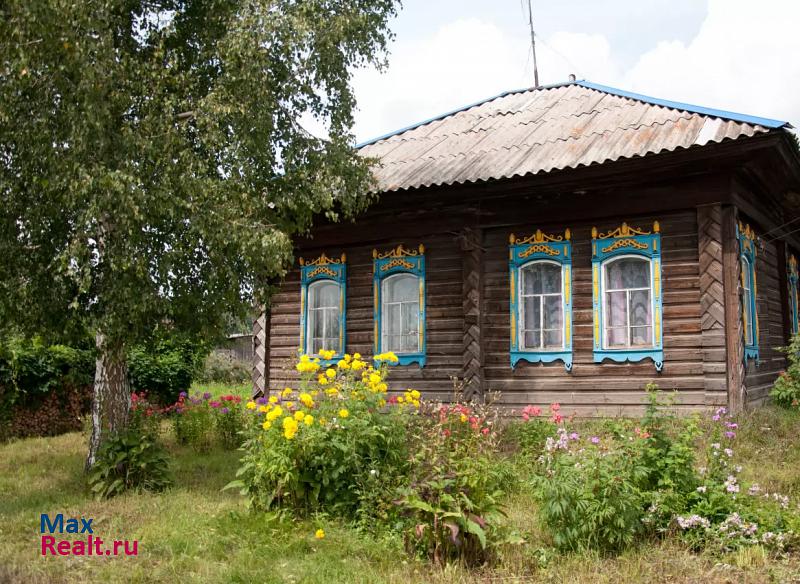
left=252, top=80, right=800, bottom=415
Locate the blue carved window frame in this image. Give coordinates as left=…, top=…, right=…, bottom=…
left=299, top=253, right=346, bottom=366
left=789, top=253, right=799, bottom=336
left=738, top=222, right=759, bottom=362
left=592, top=222, right=664, bottom=371
left=509, top=229, right=573, bottom=371
left=373, top=244, right=426, bottom=367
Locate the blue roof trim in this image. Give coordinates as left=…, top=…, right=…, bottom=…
left=576, top=80, right=789, bottom=129
left=355, top=80, right=576, bottom=148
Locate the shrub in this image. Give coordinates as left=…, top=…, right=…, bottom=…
left=199, top=351, right=251, bottom=384
left=0, top=336, right=94, bottom=440
left=128, top=335, right=207, bottom=405
left=172, top=391, right=247, bottom=451
left=537, top=428, right=649, bottom=553
left=500, top=404, right=562, bottom=460
left=395, top=400, right=518, bottom=566
left=770, top=334, right=800, bottom=409
left=229, top=351, right=412, bottom=516
left=87, top=393, right=171, bottom=499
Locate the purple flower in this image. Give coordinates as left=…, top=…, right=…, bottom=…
left=221, top=407, right=230, bottom=414
left=725, top=422, right=738, bottom=429
left=256, top=397, right=267, bottom=405
left=590, top=436, right=600, bottom=444
left=725, top=431, right=736, bottom=439
left=711, top=414, right=720, bottom=422
left=569, top=432, right=580, bottom=441
left=179, top=391, right=188, bottom=398
left=203, top=392, right=212, bottom=400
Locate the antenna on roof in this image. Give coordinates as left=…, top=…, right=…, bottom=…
left=526, top=0, right=540, bottom=88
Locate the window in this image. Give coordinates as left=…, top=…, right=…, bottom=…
left=307, top=280, right=341, bottom=355
left=300, top=253, right=346, bottom=362
left=509, top=230, right=572, bottom=371
left=603, top=257, right=652, bottom=348
left=592, top=222, right=663, bottom=371
left=788, top=254, right=799, bottom=336
left=373, top=244, right=426, bottom=367
left=738, top=222, right=759, bottom=362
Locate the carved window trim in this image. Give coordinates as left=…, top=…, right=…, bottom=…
left=509, top=230, right=573, bottom=372
left=299, top=253, right=346, bottom=365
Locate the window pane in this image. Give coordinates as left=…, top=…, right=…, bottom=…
left=630, top=326, right=652, bottom=346
left=543, top=329, right=562, bottom=348
left=523, top=331, right=539, bottom=348
left=629, top=289, right=651, bottom=327
left=543, top=295, right=563, bottom=330
left=523, top=296, right=541, bottom=333
left=310, top=281, right=338, bottom=308
left=606, top=258, right=650, bottom=290
left=522, top=262, right=561, bottom=295
left=384, top=274, right=417, bottom=302
left=607, top=327, right=628, bottom=347
left=325, top=309, right=340, bottom=348
left=606, top=290, right=627, bottom=328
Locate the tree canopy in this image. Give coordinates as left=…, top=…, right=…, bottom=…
left=0, top=0, right=397, bottom=346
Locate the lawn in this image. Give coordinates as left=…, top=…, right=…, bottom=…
left=1, top=391, right=799, bottom=583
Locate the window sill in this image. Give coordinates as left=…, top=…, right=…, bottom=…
left=511, top=351, right=572, bottom=372
left=376, top=353, right=426, bottom=368
left=593, top=348, right=663, bottom=372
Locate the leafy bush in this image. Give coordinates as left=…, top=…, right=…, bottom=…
left=229, top=351, right=412, bottom=516
left=537, top=432, right=648, bottom=553
left=128, top=335, right=207, bottom=405
left=396, top=401, right=518, bottom=566
left=0, top=336, right=94, bottom=439
left=770, top=334, right=800, bottom=409
left=87, top=393, right=171, bottom=499
left=172, top=391, right=247, bottom=451
left=199, top=351, right=251, bottom=384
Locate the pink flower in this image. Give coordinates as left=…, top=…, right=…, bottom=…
left=550, top=403, right=561, bottom=413
left=481, top=427, right=490, bottom=435
left=590, top=436, right=600, bottom=444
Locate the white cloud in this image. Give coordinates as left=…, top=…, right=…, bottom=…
left=352, top=0, right=800, bottom=142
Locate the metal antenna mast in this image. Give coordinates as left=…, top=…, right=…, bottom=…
left=527, top=0, right=540, bottom=87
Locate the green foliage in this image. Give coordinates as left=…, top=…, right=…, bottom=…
left=230, top=355, right=411, bottom=517
left=770, top=334, right=800, bottom=409
left=129, top=335, right=207, bottom=405
left=396, top=401, right=518, bottom=566
left=199, top=352, right=251, bottom=384
left=537, top=437, right=648, bottom=553
left=0, top=0, right=399, bottom=349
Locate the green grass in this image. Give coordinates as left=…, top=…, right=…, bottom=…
left=1, top=404, right=799, bottom=583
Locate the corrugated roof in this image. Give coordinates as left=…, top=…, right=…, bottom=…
left=357, top=80, right=791, bottom=193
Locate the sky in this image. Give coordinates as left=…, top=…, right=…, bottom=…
left=350, top=0, right=800, bottom=144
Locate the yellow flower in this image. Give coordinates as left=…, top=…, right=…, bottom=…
left=410, top=389, right=421, bottom=399
left=283, top=416, right=299, bottom=439
left=310, top=390, right=319, bottom=397
left=315, top=528, right=325, bottom=539
left=262, top=420, right=272, bottom=430
left=325, top=387, right=339, bottom=396
left=269, top=396, right=278, bottom=404
left=299, top=393, right=314, bottom=408
left=304, top=414, right=314, bottom=426
left=319, top=349, right=336, bottom=360
left=325, top=368, right=336, bottom=379
left=266, top=405, right=283, bottom=422
left=337, top=359, right=350, bottom=370
left=369, top=373, right=382, bottom=385
left=246, top=400, right=257, bottom=410
left=460, top=414, right=468, bottom=423
left=319, top=417, right=327, bottom=426
left=378, top=399, right=386, bottom=408
left=285, top=401, right=295, bottom=410
left=344, top=353, right=352, bottom=362
left=397, top=396, right=405, bottom=404
left=258, top=405, right=270, bottom=413
left=294, top=410, right=305, bottom=422
left=353, top=353, right=361, bottom=360
left=339, top=409, right=349, bottom=419
left=282, top=388, right=293, bottom=398
left=318, top=375, right=329, bottom=386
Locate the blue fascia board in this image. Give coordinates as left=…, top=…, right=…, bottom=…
left=576, top=80, right=790, bottom=129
